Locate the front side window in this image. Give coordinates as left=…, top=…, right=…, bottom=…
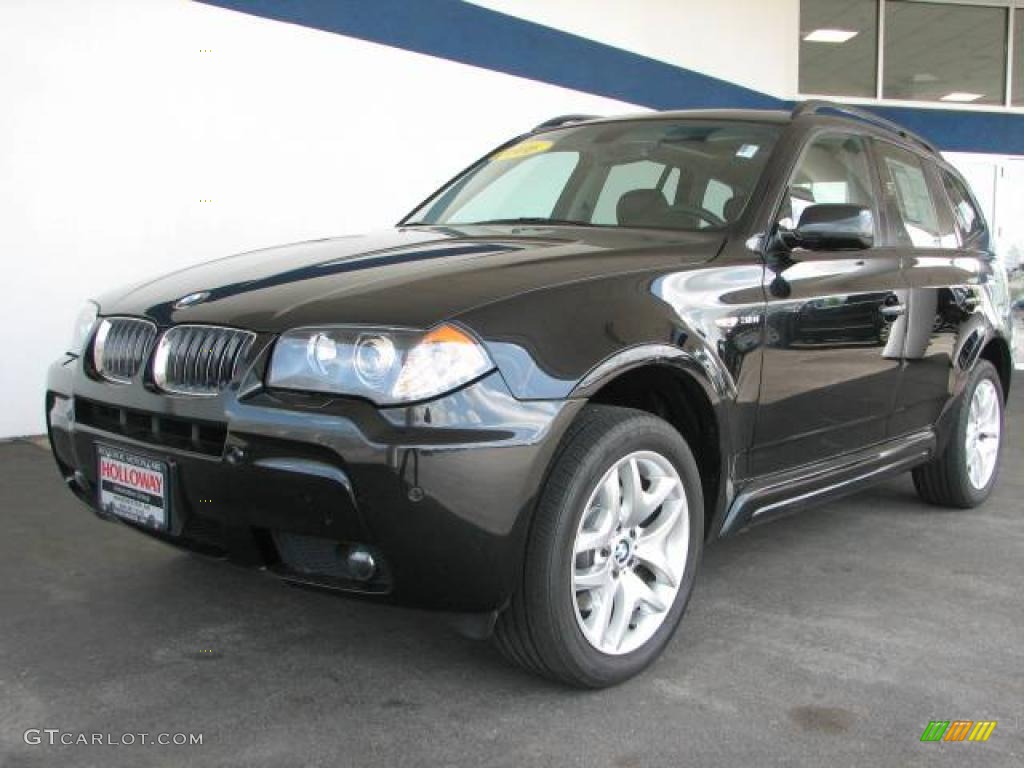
left=874, top=142, right=944, bottom=248
left=406, top=121, right=781, bottom=232
left=779, top=133, right=875, bottom=229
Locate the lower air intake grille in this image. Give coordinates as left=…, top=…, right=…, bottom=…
left=74, top=398, right=227, bottom=456
left=152, top=325, right=255, bottom=396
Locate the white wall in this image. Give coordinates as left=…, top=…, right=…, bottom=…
left=0, top=0, right=637, bottom=438
left=1, top=0, right=1017, bottom=438
left=944, top=152, right=1024, bottom=271
left=469, top=0, right=800, bottom=98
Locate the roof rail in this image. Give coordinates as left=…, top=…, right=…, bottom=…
left=532, top=114, right=600, bottom=131
left=791, top=100, right=938, bottom=154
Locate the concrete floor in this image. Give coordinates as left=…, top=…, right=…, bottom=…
left=1, top=390, right=1021, bottom=768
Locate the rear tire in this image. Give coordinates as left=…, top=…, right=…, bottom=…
left=912, top=360, right=1004, bottom=508
left=494, top=405, right=703, bottom=688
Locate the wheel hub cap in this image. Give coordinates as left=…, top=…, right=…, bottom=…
left=570, top=450, right=689, bottom=656
left=612, top=538, right=632, bottom=567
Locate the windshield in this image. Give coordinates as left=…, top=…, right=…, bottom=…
left=405, top=120, right=781, bottom=232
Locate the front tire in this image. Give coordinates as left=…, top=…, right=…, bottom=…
left=912, top=360, right=1004, bottom=508
left=494, top=405, right=703, bottom=688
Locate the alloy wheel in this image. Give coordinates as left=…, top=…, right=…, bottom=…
left=571, top=451, right=689, bottom=655
left=965, top=378, right=1001, bottom=490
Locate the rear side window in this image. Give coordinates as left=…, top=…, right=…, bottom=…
left=940, top=170, right=987, bottom=248
left=874, top=142, right=943, bottom=248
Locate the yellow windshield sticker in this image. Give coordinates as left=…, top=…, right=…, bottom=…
left=493, top=139, right=553, bottom=161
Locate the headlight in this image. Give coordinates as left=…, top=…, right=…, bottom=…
left=267, top=323, right=494, bottom=405
left=68, top=301, right=99, bottom=355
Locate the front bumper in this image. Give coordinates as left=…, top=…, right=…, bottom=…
left=46, top=354, right=581, bottom=611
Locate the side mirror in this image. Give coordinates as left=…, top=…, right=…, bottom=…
left=781, top=204, right=874, bottom=251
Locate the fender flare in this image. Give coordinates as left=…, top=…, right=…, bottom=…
left=569, top=343, right=735, bottom=405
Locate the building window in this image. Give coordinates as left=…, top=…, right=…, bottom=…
left=799, top=0, right=878, bottom=97
left=1014, top=8, right=1024, bottom=105
left=884, top=1, right=1007, bottom=106
left=800, top=0, right=1023, bottom=108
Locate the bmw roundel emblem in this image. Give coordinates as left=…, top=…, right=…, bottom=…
left=173, top=291, right=211, bottom=309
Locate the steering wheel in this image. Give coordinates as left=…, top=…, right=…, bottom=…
left=670, top=205, right=726, bottom=228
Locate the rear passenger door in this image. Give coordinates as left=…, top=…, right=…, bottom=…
left=872, top=141, right=993, bottom=437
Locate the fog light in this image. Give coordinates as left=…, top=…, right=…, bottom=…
left=344, top=545, right=376, bottom=581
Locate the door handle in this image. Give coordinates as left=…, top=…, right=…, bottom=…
left=880, top=304, right=906, bottom=319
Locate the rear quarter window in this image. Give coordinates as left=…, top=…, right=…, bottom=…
left=874, top=142, right=946, bottom=248
left=940, top=169, right=987, bottom=248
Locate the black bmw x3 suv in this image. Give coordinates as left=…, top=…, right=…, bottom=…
left=47, top=101, right=1014, bottom=687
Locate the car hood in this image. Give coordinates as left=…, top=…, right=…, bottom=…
left=98, top=226, right=725, bottom=332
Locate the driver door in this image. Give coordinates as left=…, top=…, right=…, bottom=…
left=750, top=132, right=906, bottom=476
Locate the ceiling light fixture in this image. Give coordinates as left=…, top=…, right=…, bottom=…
left=803, top=29, right=859, bottom=43
left=939, top=92, right=984, bottom=103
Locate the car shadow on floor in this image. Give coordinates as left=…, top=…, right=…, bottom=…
left=97, top=459, right=1000, bottom=697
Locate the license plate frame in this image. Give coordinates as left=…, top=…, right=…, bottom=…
left=96, top=444, right=171, bottom=531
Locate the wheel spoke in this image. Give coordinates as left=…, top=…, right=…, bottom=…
left=639, top=476, right=678, bottom=524
left=985, top=394, right=999, bottom=426
left=618, top=458, right=642, bottom=525
left=620, top=467, right=678, bottom=529
left=602, top=577, right=633, bottom=651
left=599, top=469, right=622, bottom=520
left=634, top=500, right=683, bottom=585
left=587, top=579, right=615, bottom=641
left=575, top=476, right=619, bottom=554
left=574, top=561, right=611, bottom=591
left=627, top=570, right=668, bottom=614
left=601, top=571, right=667, bottom=652
left=633, top=538, right=679, bottom=588
left=980, top=437, right=999, bottom=468
left=575, top=524, right=613, bottom=555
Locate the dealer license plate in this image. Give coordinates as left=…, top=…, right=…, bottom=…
left=96, top=445, right=170, bottom=530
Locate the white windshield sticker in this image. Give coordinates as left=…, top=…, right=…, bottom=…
left=736, top=144, right=759, bottom=159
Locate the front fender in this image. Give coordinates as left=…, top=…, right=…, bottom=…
left=457, top=265, right=763, bottom=403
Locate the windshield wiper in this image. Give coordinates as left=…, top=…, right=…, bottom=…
left=462, top=217, right=595, bottom=227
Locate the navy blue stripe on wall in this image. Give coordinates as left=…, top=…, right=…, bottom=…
left=200, top=0, right=1024, bottom=155
left=199, top=0, right=778, bottom=110
left=863, top=105, right=1024, bottom=156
